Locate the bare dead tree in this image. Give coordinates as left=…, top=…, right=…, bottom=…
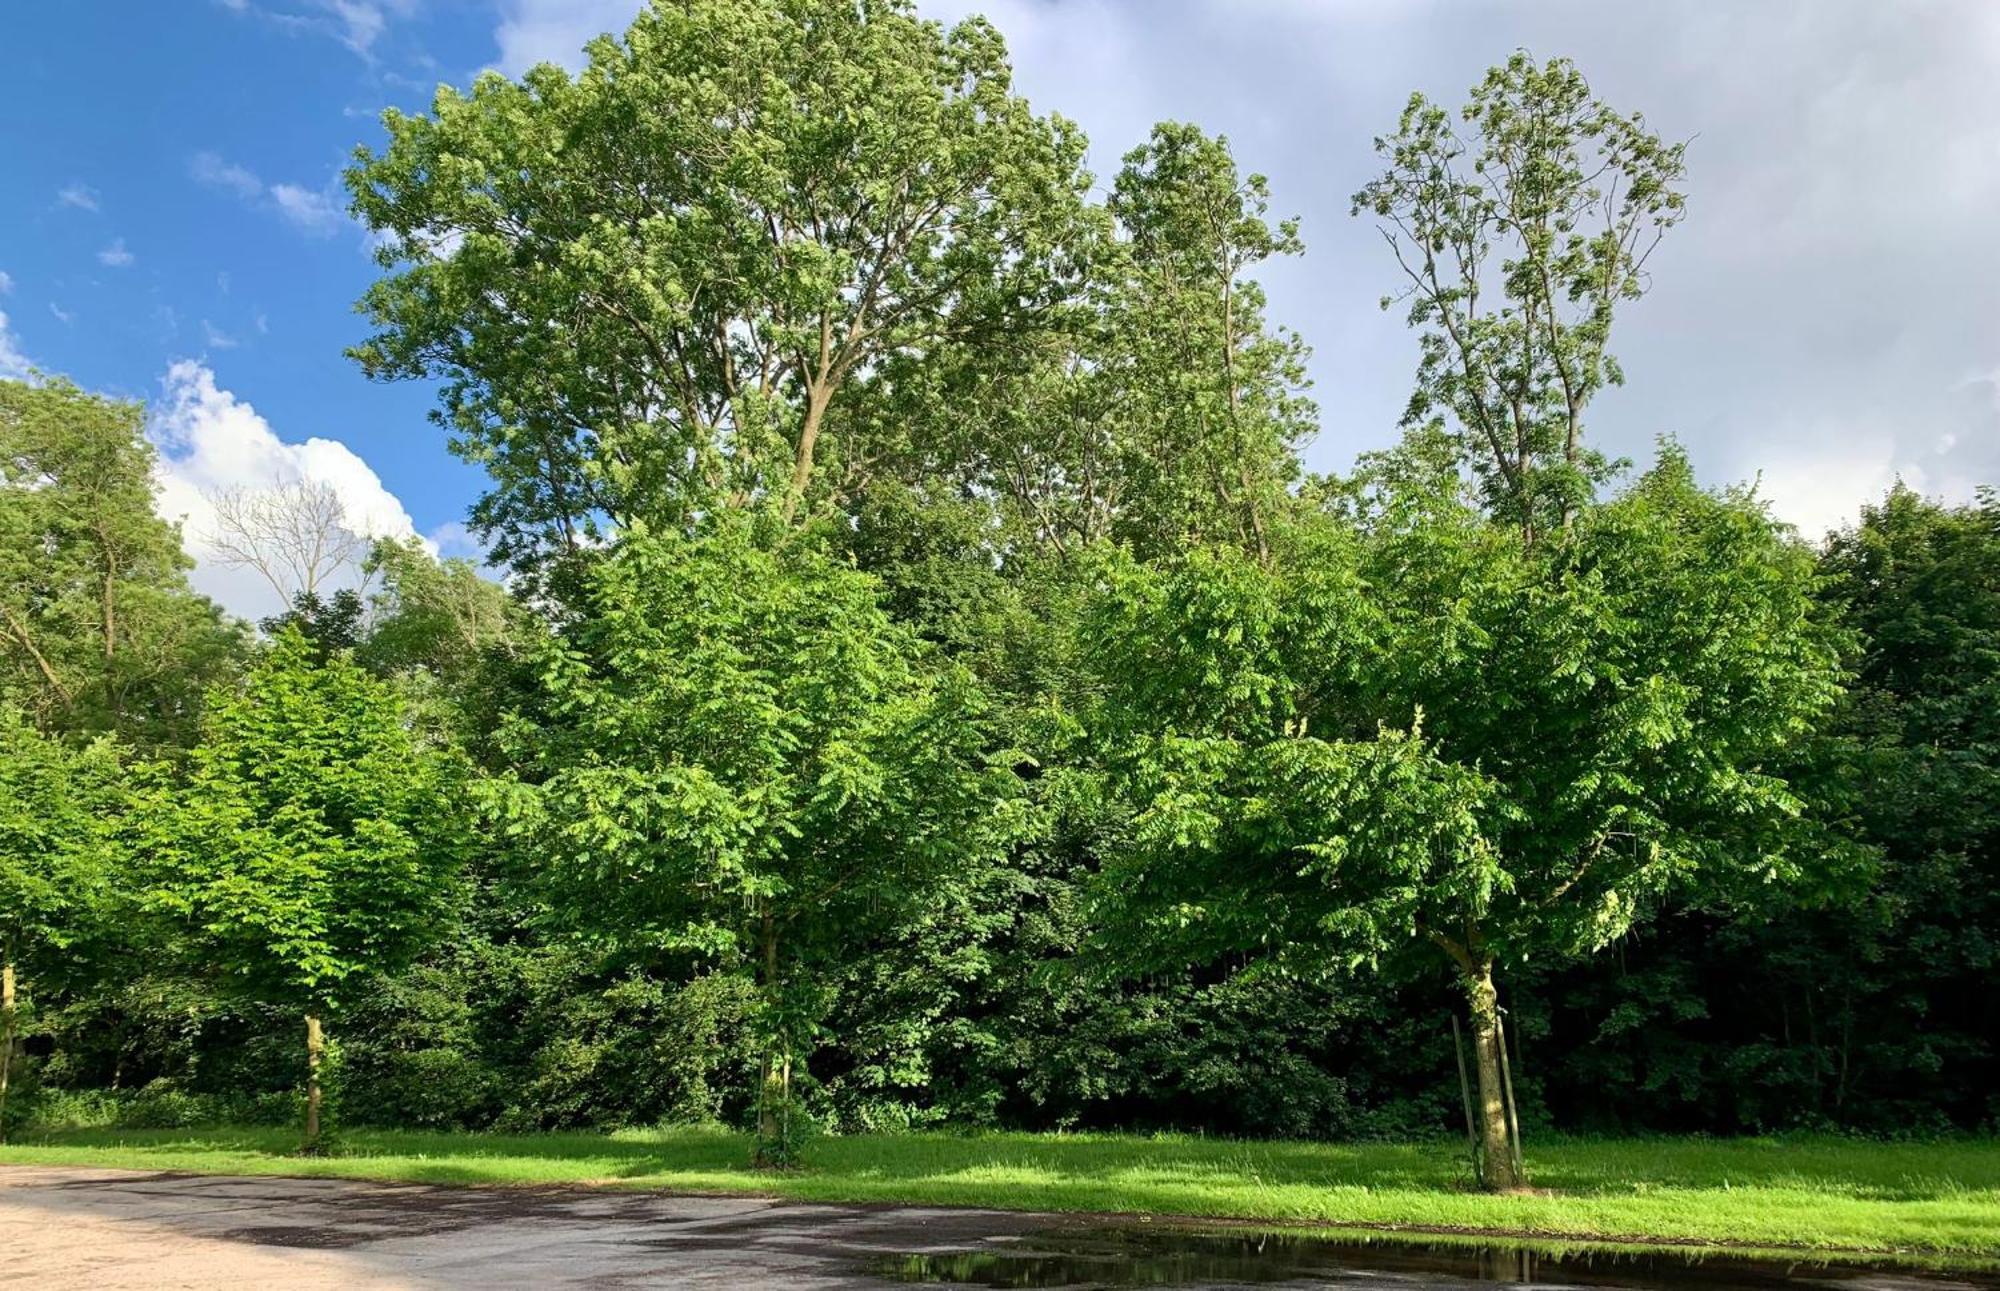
left=206, top=479, right=370, bottom=605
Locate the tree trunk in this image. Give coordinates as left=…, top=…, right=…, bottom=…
left=782, top=378, right=835, bottom=525
left=303, top=1013, right=324, bottom=1154
left=755, top=915, right=788, bottom=1159
left=0, top=956, right=15, bottom=1146
left=1463, top=957, right=1524, bottom=1190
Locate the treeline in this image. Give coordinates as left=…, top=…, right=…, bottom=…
left=2, top=2, right=1995, bottom=1182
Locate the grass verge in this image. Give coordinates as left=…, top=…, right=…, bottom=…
left=3, top=1127, right=1997, bottom=1264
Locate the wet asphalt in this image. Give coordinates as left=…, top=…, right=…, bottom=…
left=1, top=1165, right=1056, bottom=1288
left=4, top=1165, right=1996, bottom=1290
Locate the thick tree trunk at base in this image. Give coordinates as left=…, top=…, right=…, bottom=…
left=303, top=1013, right=324, bottom=1153
left=1464, top=958, right=1524, bottom=1190
left=0, top=958, right=15, bottom=1146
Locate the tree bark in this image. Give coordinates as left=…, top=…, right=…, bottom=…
left=303, top=1013, right=324, bottom=1154
left=781, top=381, right=833, bottom=526
left=1463, top=957, right=1524, bottom=1190
left=0, top=956, right=15, bottom=1145
left=755, top=914, right=787, bottom=1159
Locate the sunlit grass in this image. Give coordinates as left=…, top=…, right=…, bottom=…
left=3, top=1126, right=1997, bottom=1262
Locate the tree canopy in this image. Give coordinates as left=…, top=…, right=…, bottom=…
left=348, top=0, right=1093, bottom=581
left=0, top=378, right=240, bottom=747
left=4, top=11, right=1992, bottom=1186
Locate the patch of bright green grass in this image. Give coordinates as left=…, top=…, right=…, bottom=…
left=3, top=1127, right=1996, bottom=1263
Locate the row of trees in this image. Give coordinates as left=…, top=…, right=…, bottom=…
left=4, top=2, right=1994, bottom=1185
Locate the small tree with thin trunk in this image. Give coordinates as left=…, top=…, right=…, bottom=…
left=145, top=628, right=464, bottom=1152
left=1089, top=448, right=1844, bottom=1190
left=484, top=518, right=1010, bottom=1165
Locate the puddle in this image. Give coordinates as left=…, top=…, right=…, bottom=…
left=876, top=1227, right=2000, bottom=1289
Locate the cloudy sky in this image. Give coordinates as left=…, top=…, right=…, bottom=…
left=3, top=1, right=1995, bottom=618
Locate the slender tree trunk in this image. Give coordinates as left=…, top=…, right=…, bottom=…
left=1450, top=1013, right=1478, bottom=1174
left=1463, top=958, right=1524, bottom=1190
left=755, top=915, right=786, bottom=1158
left=1496, top=1008, right=1524, bottom=1181
left=782, top=383, right=832, bottom=525
left=303, top=1013, right=324, bottom=1154
left=0, top=955, right=16, bottom=1146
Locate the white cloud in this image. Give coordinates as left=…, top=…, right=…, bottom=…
left=57, top=183, right=99, bottom=212
left=493, top=0, right=639, bottom=73
left=0, top=271, right=13, bottom=294
left=425, top=519, right=486, bottom=562
left=270, top=183, right=344, bottom=236
left=149, top=360, right=426, bottom=619
left=323, top=0, right=387, bottom=54
left=97, top=238, right=135, bottom=268
left=191, top=151, right=264, bottom=200
left=202, top=320, right=239, bottom=350
left=914, top=0, right=2000, bottom=534
left=48, top=304, right=73, bottom=326
left=221, top=0, right=413, bottom=58
left=190, top=151, right=351, bottom=239
left=1752, top=437, right=1910, bottom=542
left=0, top=311, right=33, bottom=380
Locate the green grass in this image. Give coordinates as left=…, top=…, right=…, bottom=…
left=4, top=1126, right=1998, bottom=1264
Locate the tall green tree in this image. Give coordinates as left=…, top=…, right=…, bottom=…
left=0, top=708, right=124, bottom=1140
left=1090, top=450, right=1844, bottom=1188
left=147, top=629, right=467, bottom=1150
left=1353, top=54, right=1687, bottom=541
left=347, top=0, right=1092, bottom=581
left=0, top=378, right=241, bottom=747
left=1102, top=122, right=1312, bottom=560
left=926, top=124, right=1311, bottom=563
left=485, top=519, right=1013, bottom=1161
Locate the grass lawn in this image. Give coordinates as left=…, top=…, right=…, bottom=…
left=3, top=1126, right=1997, bottom=1264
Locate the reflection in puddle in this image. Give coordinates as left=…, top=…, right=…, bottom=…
left=877, top=1228, right=2000, bottom=1289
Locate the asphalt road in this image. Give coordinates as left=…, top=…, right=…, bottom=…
left=0, top=1166, right=1062, bottom=1289
left=7, top=1165, right=1998, bottom=1290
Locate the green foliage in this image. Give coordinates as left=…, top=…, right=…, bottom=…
left=347, top=0, right=1092, bottom=576
left=18, top=1082, right=296, bottom=1133
left=0, top=707, right=128, bottom=1137
left=0, top=708, right=124, bottom=984
left=0, top=378, right=241, bottom=747
left=260, top=589, right=366, bottom=662
left=357, top=538, right=518, bottom=685
left=1101, top=122, right=1313, bottom=558
left=923, top=124, right=1312, bottom=562
left=1525, top=487, right=2000, bottom=1133
left=1091, top=449, right=1845, bottom=980
left=12, top=19, right=1997, bottom=1166
left=485, top=518, right=1016, bottom=1153
left=1353, top=54, right=1688, bottom=539
left=146, top=629, right=467, bottom=1015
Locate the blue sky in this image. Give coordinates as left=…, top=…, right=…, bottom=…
left=5, top=2, right=1996, bottom=619
left=2, top=0, right=495, bottom=585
